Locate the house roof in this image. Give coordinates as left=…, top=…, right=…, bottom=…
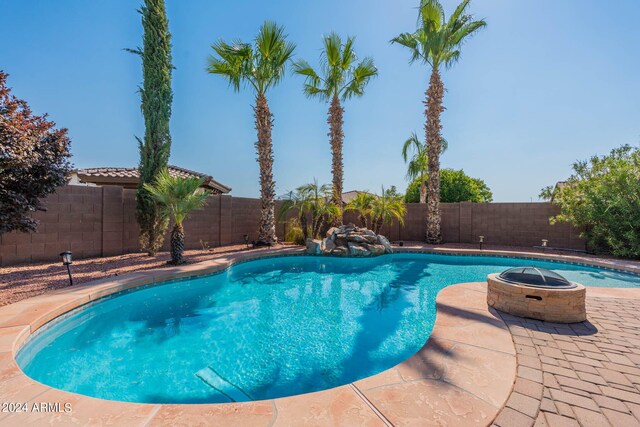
left=75, top=165, right=231, bottom=194
left=341, top=190, right=377, bottom=204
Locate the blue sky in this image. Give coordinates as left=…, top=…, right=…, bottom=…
left=1, top=0, right=639, bottom=201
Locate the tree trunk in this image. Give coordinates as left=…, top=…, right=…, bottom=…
left=254, top=93, right=277, bottom=245
left=425, top=67, right=444, bottom=244
left=169, top=222, right=185, bottom=265
left=419, top=173, right=427, bottom=204
left=358, top=214, right=368, bottom=229
left=328, top=94, right=344, bottom=225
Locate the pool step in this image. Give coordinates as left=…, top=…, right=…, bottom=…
left=195, top=367, right=253, bottom=402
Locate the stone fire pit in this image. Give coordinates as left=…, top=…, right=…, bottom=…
left=487, top=267, right=586, bottom=323
left=305, top=224, right=393, bottom=257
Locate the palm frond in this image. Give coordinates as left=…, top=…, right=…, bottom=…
left=144, top=168, right=211, bottom=226
left=207, top=21, right=294, bottom=96
left=295, top=32, right=375, bottom=101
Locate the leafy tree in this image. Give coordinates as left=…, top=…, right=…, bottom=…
left=144, top=169, right=211, bottom=264
left=541, top=145, right=640, bottom=258
left=370, top=187, right=406, bottom=234
left=402, top=132, right=447, bottom=203
left=293, top=33, right=377, bottom=223
left=0, top=71, right=71, bottom=234
left=208, top=22, right=295, bottom=245
left=278, top=181, right=340, bottom=241
left=405, top=169, right=492, bottom=203
left=128, top=0, right=174, bottom=255
left=392, top=0, right=486, bottom=243
left=345, top=192, right=376, bottom=228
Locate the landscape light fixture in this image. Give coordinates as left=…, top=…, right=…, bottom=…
left=479, top=236, right=485, bottom=250
left=244, top=234, right=250, bottom=248
left=541, top=239, right=548, bottom=253
left=60, top=251, right=73, bottom=286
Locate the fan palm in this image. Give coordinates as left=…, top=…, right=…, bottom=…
left=402, top=132, right=448, bottom=204
left=292, top=33, right=377, bottom=224
left=207, top=21, right=296, bottom=245
left=278, top=181, right=340, bottom=240
left=345, top=192, right=376, bottom=229
left=392, top=0, right=485, bottom=243
left=144, top=169, right=211, bottom=265
left=370, top=187, right=406, bottom=234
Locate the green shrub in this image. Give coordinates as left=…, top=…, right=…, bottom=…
left=542, top=145, right=640, bottom=258
left=284, top=218, right=306, bottom=245
left=405, top=169, right=492, bottom=203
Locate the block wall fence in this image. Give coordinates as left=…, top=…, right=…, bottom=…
left=0, top=185, right=585, bottom=266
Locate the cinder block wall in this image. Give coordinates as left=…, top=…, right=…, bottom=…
left=0, top=185, right=585, bottom=266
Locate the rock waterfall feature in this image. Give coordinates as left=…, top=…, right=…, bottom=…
left=305, top=224, right=393, bottom=257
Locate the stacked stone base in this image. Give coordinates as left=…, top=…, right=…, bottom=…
left=487, top=273, right=586, bottom=323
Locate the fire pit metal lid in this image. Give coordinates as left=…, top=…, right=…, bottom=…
left=498, top=267, right=576, bottom=289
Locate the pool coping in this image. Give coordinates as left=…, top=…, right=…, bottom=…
left=0, top=246, right=638, bottom=426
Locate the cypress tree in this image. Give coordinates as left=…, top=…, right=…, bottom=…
left=129, top=0, right=173, bottom=255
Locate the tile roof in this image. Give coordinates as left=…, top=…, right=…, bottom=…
left=75, top=165, right=231, bottom=194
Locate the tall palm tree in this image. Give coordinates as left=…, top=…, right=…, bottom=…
left=370, top=187, right=406, bottom=234
left=207, top=21, right=296, bottom=245
left=402, top=132, right=448, bottom=204
left=292, top=33, right=377, bottom=224
left=144, top=169, right=211, bottom=265
left=392, top=0, right=486, bottom=243
left=345, top=192, right=376, bottom=229
left=278, top=180, right=340, bottom=240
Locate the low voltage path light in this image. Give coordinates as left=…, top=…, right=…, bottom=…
left=244, top=234, right=250, bottom=248
left=479, top=236, right=485, bottom=250
left=541, top=239, right=548, bottom=253
left=60, top=251, right=73, bottom=286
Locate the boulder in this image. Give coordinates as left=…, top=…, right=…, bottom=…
left=377, top=235, right=393, bottom=253
left=326, top=227, right=338, bottom=238
left=348, top=242, right=370, bottom=257
left=367, top=244, right=387, bottom=255
left=305, top=238, right=322, bottom=255
left=347, top=234, right=369, bottom=244
left=331, top=246, right=349, bottom=256
left=321, top=238, right=335, bottom=254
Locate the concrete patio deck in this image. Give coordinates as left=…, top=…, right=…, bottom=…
left=0, top=246, right=639, bottom=426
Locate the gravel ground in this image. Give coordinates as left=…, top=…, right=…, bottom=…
left=0, top=245, right=254, bottom=307
left=2, top=243, right=637, bottom=308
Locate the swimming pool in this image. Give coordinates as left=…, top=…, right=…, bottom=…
left=17, top=253, right=640, bottom=404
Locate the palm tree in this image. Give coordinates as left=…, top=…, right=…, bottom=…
left=402, top=132, right=448, bottom=204
left=370, top=187, right=406, bottom=234
left=292, top=33, right=377, bottom=224
left=278, top=181, right=340, bottom=240
left=144, top=169, right=211, bottom=264
left=207, top=21, right=296, bottom=246
left=345, top=192, right=376, bottom=229
left=392, top=0, right=486, bottom=243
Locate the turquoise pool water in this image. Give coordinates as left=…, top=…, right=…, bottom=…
left=17, top=253, right=640, bottom=404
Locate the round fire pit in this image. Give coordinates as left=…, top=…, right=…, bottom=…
left=487, top=267, right=586, bottom=323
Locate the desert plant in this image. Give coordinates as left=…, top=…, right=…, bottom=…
left=144, top=169, right=211, bottom=264
left=541, top=145, right=640, bottom=258
left=278, top=181, right=340, bottom=240
left=345, top=192, right=376, bottom=228
left=284, top=218, right=305, bottom=245
left=405, top=169, right=492, bottom=203
left=0, top=71, right=72, bottom=234
left=208, top=22, right=295, bottom=246
left=402, top=132, right=448, bottom=204
left=392, top=0, right=486, bottom=243
left=127, top=0, right=174, bottom=256
left=293, top=33, right=377, bottom=223
left=370, top=187, right=406, bottom=234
